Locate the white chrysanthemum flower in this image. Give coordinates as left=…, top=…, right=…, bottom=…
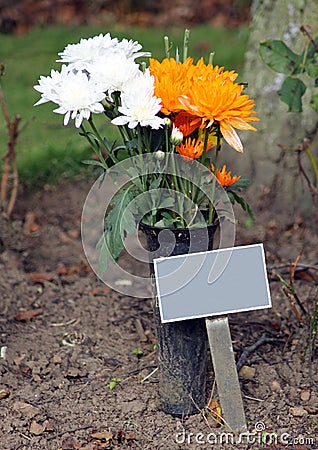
left=57, top=33, right=118, bottom=70
left=119, top=66, right=154, bottom=95
left=111, top=69, right=164, bottom=129
left=89, top=51, right=140, bottom=95
left=34, top=68, right=106, bottom=128
left=34, top=65, right=70, bottom=106
left=117, top=38, right=151, bottom=60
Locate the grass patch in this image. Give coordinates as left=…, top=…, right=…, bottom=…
left=0, top=23, right=248, bottom=187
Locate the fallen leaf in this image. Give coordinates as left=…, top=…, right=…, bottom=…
left=122, top=430, right=136, bottom=441
left=0, top=388, right=10, bottom=399
left=14, top=308, right=43, bottom=321
left=13, top=401, right=40, bottom=418
left=56, top=264, right=91, bottom=276
left=29, top=272, right=55, bottom=283
left=68, top=264, right=91, bottom=275
left=294, top=268, right=318, bottom=283
left=68, top=229, right=80, bottom=239
left=206, top=399, right=222, bottom=427
left=29, top=420, right=45, bottom=435
left=24, top=211, right=40, bottom=233
left=91, top=430, right=113, bottom=441
left=56, top=266, right=69, bottom=275
left=59, top=232, right=73, bottom=243
left=303, top=405, right=318, bottom=414
left=90, top=287, right=111, bottom=297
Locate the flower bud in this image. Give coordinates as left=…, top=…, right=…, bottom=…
left=170, top=125, right=183, bottom=145
left=163, top=117, right=172, bottom=127
left=155, top=150, right=165, bottom=161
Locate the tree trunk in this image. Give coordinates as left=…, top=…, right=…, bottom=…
left=234, top=0, right=318, bottom=217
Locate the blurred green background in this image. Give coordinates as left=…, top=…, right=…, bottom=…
left=0, top=23, right=248, bottom=187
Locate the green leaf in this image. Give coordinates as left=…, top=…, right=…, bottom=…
left=278, top=76, right=306, bottom=112
left=126, top=167, right=144, bottom=190
left=228, top=191, right=255, bottom=223
left=115, top=148, right=130, bottom=162
left=306, top=37, right=318, bottom=59
left=157, top=196, right=175, bottom=209
left=81, top=159, right=106, bottom=167
left=259, top=40, right=302, bottom=75
left=229, top=176, right=251, bottom=191
left=126, top=138, right=139, bottom=151
left=109, top=377, right=121, bottom=390
left=149, top=176, right=163, bottom=190
left=131, top=348, right=143, bottom=356
left=305, top=57, right=318, bottom=78
left=310, top=92, right=318, bottom=113
left=97, top=187, right=138, bottom=273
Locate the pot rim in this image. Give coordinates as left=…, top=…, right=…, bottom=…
left=138, top=220, right=220, bottom=233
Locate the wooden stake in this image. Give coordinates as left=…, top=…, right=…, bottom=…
left=205, top=316, right=247, bottom=432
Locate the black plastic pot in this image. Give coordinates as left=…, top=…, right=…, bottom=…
left=139, top=221, right=218, bottom=416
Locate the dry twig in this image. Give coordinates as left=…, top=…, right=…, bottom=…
left=0, top=64, right=32, bottom=217
left=236, top=334, right=284, bottom=372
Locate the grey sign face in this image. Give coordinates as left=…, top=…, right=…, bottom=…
left=154, top=244, right=272, bottom=323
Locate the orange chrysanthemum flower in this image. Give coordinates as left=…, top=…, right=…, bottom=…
left=172, top=112, right=201, bottom=136
left=149, top=57, right=194, bottom=115
left=211, top=164, right=241, bottom=187
left=176, top=137, right=205, bottom=159
left=149, top=57, right=259, bottom=153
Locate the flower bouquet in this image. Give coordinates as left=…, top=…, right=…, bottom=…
left=34, top=29, right=259, bottom=416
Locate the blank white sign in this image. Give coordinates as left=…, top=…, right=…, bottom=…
left=154, top=243, right=272, bottom=323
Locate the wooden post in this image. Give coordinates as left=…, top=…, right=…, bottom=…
left=205, top=316, right=247, bottom=432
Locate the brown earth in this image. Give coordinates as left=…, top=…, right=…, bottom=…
left=0, top=0, right=250, bottom=35
left=0, top=180, right=318, bottom=450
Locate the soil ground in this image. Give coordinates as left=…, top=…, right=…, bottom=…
left=0, top=180, right=317, bottom=450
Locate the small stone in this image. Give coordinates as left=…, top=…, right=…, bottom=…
left=33, top=374, right=42, bottom=383
left=52, top=354, right=62, bottom=364
left=121, top=400, right=146, bottom=414
left=13, top=401, right=40, bottom=418
left=300, top=390, right=311, bottom=402
left=239, top=365, right=256, bottom=379
left=271, top=380, right=281, bottom=392
left=0, top=388, right=10, bottom=399
left=290, top=406, right=308, bottom=417
left=29, top=420, right=45, bottom=435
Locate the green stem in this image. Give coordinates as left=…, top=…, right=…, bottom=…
left=164, top=35, right=170, bottom=59
left=301, top=40, right=309, bottom=73
left=170, top=153, right=186, bottom=227
left=305, top=145, right=318, bottom=185
left=202, top=127, right=210, bottom=166
left=80, top=124, right=108, bottom=170
left=209, top=128, right=222, bottom=224
left=183, top=29, right=190, bottom=62
left=88, top=117, right=117, bottom=165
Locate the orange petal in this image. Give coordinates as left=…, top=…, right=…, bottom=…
left=220, top=122, right=243, bottom=152
left=227, top=117, right=258, bottom=131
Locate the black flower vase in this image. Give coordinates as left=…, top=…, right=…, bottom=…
left=139, top=221, right=218, bottom=416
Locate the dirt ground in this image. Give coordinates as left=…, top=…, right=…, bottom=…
left=0, top=180, right=317, bottom=450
